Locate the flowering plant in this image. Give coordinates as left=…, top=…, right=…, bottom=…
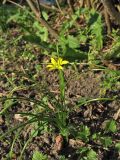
left=46, top=57, right=69, bottom=70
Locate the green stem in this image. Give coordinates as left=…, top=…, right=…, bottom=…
left=9, top=128, right=21, bottom=159
left=0, top=96, right=49, bottom=115
left=19, top=129, right=38, bottom=160
left=0, top=117, right=37, bottom=140
left=59, top=70, right=65, bottom=104
left=77, top=97, right=117, bottom=107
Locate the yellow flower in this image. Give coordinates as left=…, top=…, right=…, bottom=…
left=46, top=57, right=69, bottom=70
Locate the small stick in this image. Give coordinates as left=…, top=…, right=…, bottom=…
left=67, top=0, right=74, bottom=14
left=26, top=0, right=59, bottom=39
left=113, top=108, right=120, bottom=120
left=55, top=0, right=63, bottom=14
left=3, top=0, right=24, bottom=9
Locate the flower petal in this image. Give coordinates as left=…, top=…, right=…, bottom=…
left=48, top=67, right=55, bottom=71
left=58, top=58, right=63, bottom=65
left=61, top=60, right=69, bottom=65
left=51, top=58, right=57, bottom=66
left=46, top=64, right=54, bottom=68
left=58, top=66, right=63, bottom=70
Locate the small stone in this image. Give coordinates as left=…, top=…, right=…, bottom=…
left=14, top=114, right=24, bottom=122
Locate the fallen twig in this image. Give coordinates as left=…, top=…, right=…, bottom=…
left=26, top=0, right=59, bottom=39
